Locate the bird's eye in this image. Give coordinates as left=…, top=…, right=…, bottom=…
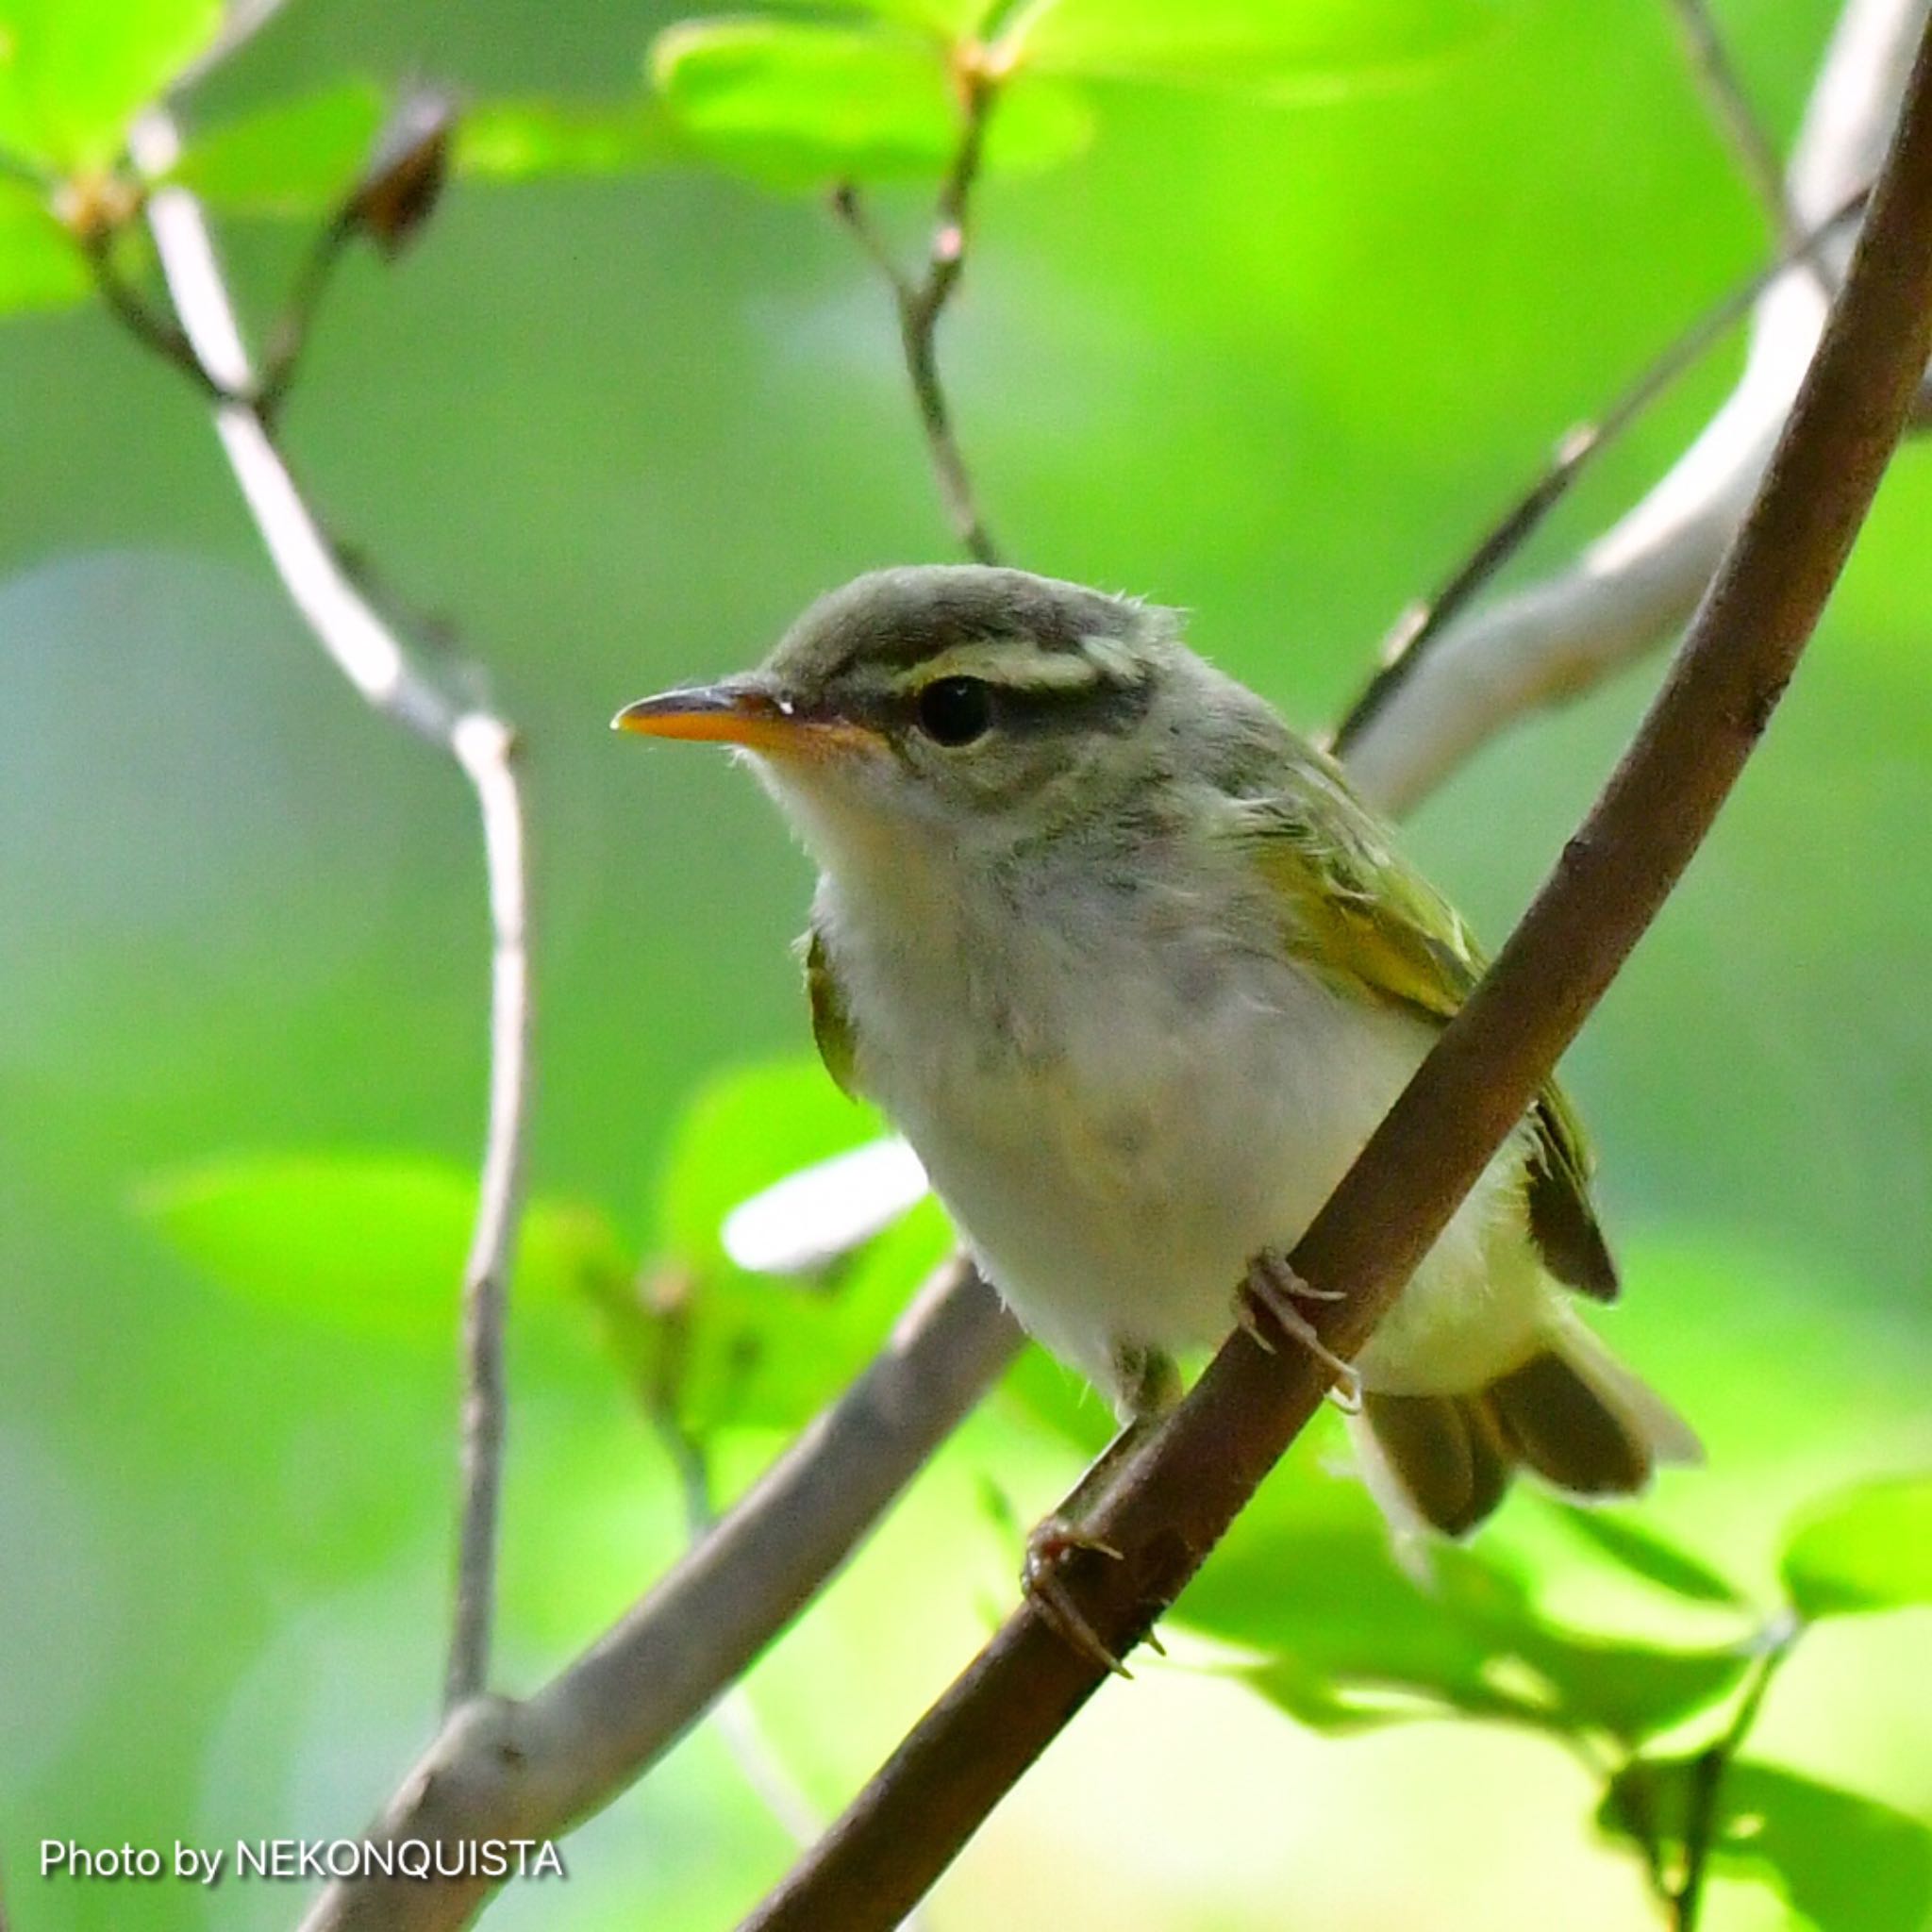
left=915, top=676, right=994, bottom=747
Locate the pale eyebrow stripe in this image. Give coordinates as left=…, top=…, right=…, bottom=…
left=887, top=639, right=1120, bottom=693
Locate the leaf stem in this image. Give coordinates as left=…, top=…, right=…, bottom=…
left=255, top=213, right=356, bottom=425
left=80, top=232, right=236, bottom=405
left=1671, top=1615, right=1802, bottom=1929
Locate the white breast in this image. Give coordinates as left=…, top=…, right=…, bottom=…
left=814, top=830, right=1547, bottom=1407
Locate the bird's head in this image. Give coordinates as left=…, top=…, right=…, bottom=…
left=614, top=565, right=1217, bottom=869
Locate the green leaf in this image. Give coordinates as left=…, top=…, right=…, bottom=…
left=653, top=1058, right=951, bottom=1432
left=755, top=0, right=996, bottom=36
left=1013, top=1343, right=1749, bottom=1743
left=172, top=85, right=674, bottom=216
left=1191, top=1436, right=1744, bottom=1740
left=657, top=1058, right=883, bottom=1268
left=1780, top=1474, right=1932, bottom=1619
left=172, top=80, right=385, bottom=213
left=650, top=18, right=1092, bottom=189
left=1005, top=0, right=1512, bottom=96
left=1508, top=1626, right=1749, bottom=1745
left=0, top=0, right=224, bottom=170
left=1229, top=1511, right=1528, bottom=1733
left=1178, top=1449, right=1448, bottom=1694
left=458, top=98, right=674, bottom=181
left=678, top=1197, right=954, bottom=1434
left=140, top=1152, right=630, bottom=1343
left=1554, top=1504, right=1750, bottom=1608
left=0, top=176, right=86, bottom=310
left=1601, top=1760, right=1932, bottom=1932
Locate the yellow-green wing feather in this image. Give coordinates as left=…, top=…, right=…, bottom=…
left=804, top=924, right=863, bottom=1101
left=1234, top=754, right=1618, bottom=1301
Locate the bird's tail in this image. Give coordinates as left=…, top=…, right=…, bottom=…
left=1349, top=1313, right=1701, bottom=1538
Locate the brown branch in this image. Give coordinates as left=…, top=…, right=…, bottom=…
left=737, top=15, right=1932, bottom=1925
left=123, top=111, right=532, bottom=1713
left=832, top=59, right=1002, bottom=564
left=1662, top=0, right=1807, bottom=250
left=1330, top=182, right=1870, bottom=759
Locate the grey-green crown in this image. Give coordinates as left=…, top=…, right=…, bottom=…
left=766, top=565, right=1153, bottom=689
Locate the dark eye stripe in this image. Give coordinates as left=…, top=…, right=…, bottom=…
left=884, top=673, right=1149, bottom=741
left=990, top=675, right=1153, bottom=737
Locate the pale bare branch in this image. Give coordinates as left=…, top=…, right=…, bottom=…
left=126, top=111, right=531, bottom=1711
left=1341, top=0, right=1930, bottom=817
left=295, top=1258, right=1022, bottom=1932
left=1330, top=183, right=1870, bottom=762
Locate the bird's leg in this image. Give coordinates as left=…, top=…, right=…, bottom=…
left=1237, top=1249, right=1362, bottom=1411
left=1024, top=1344, right=1180, bottom=1677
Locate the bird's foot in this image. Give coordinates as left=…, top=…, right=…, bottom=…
left=1237, top=1253, right=1362, bottom=1412
left=1023, top=1515, right=1134, bottom=1678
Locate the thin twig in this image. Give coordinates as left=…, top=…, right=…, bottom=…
left=1330, top=182, right=1871, bottom=759
left=1671, top=1616, right=1801, bottom=1929
left=1662, top=0, right=1807, bottom=249
left=736, top=15, right=1932, bottom=1920
left=256, top=213, right=356, bottom=425
left=1602, top=1763, right=1675, bottom=1909
left=1338, top=0, right=1929, bottom=815
left=79, top=232, right=234, bottom=404
left=654, top=1415, right=830, bottom=1855
left=445, top=711, right=531, bottom=1707
left=832, top=60, right=1002, bottom=564
left=633, top=1272, right=824, bottom=1847
left=124, top=110, right=532, bottom=1713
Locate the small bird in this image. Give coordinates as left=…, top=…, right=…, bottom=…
left=616, top=565, right=1695, bottom=1553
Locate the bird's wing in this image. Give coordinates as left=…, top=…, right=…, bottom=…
left=803, top=922, right=864, bottom=1101
left=1229, top=754, right=1619, bottom=1301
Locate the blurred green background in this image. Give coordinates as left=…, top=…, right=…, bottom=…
left=4, top=0, right=1931, bottom=1926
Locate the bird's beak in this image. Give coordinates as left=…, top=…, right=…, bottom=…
left=610, top=679, right=873, bottom=758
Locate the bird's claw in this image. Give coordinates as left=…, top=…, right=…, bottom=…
left=1024, top=1515, right=1132, bottom=1677
left=1238, top=1255, right=1362, bottom=1412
